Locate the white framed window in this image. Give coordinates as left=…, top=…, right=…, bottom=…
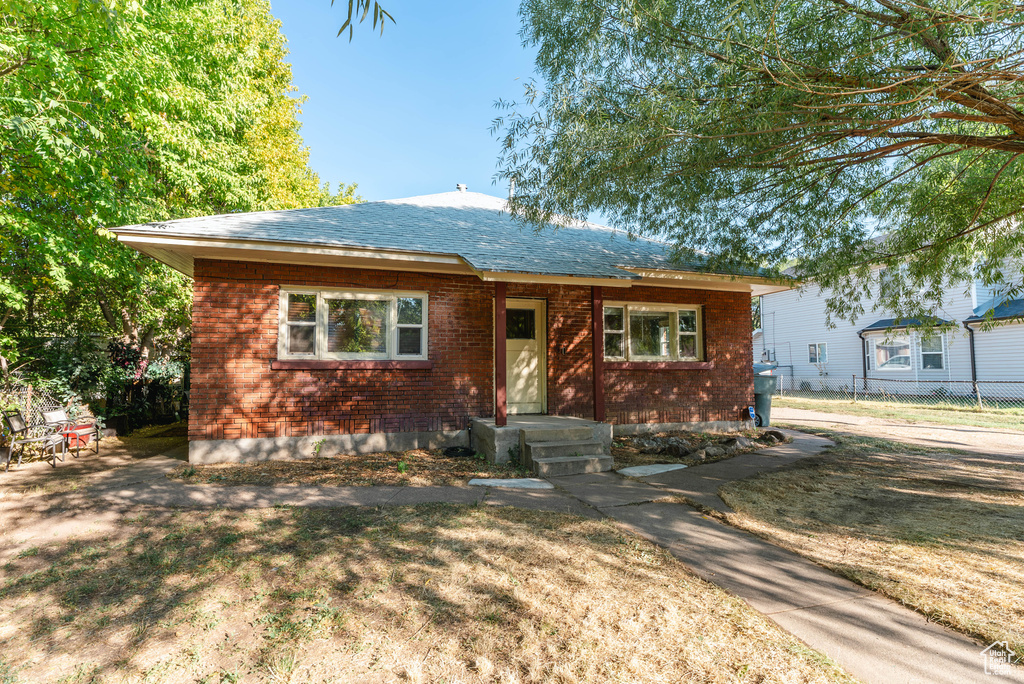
left=278, top=287, right=428, bottom=361
left=808, top=343, right=828, bottom=364
left=920, top=334, right=944, bottom=370
left=603, top=303, right=703, bottom=362
left=873, top=336, right=911, bottom=371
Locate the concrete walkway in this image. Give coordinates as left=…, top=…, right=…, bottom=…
left=549, top=430, right=1022, bottom=684
left=86, top=454, right=600, bottom=518
left=68, top=432, right=1021, bottom=683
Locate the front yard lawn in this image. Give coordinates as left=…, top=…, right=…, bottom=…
left=773, top=395, right=1024, bottom=431
left=0, top=504, right=853, bottom=683
left=170, top=447, right=527, bottom=487
left=718, top=428, right=1024, bottom=655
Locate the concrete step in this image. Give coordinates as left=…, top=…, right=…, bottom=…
left=533, top=455, right=614, bottom=478
left=523, top=439, right=606, bottom=463
left=520, top=426, right=595, bottom=443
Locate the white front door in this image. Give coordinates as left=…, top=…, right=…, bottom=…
left=505, top=299, right=546, bottom=415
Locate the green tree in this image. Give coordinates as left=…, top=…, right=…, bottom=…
left=1, top=0, right=359, bottom=374
left=496, top=0, right=1024, bottom=323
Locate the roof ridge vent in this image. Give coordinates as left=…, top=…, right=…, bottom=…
left=456, top=183, right=467, bottom=192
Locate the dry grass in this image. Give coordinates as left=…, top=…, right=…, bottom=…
left=719, top=428, right=1024, bottom=655
left=612, top=429, right=785, bottom=470
left=774, top=396, right=1024, bottom=431
left=169, top=447, right=528, bottom=487
left=0, top=504, right=853, bottom=683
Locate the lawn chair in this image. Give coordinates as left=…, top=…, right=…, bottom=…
left=41, top=408, right=101, bottom=459
left=2, top=410, right=65, bottom=471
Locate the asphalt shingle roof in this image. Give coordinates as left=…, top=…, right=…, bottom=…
left=859, top=317, right=951, bottom=332
left=115, top=191, right=760, bottom=281
left=966, top=297, right=1024, bottom=322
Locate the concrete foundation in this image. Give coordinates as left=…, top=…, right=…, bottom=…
left=188, top=417, right=752, bottom=466
left=189, top=429, right=468, bottom=465
left=469, top=419, right=522, bottom=464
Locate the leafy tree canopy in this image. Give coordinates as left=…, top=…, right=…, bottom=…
left=496, top=0, right=1024, bottom=324
left=1, top=0, right=360, bottom=376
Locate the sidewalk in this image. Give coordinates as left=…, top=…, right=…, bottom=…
left=549, top=430, right=1022, bottom=684
left=86, top=453, right=599, bottom=517
left=16, top=431, right=1020, bottom=683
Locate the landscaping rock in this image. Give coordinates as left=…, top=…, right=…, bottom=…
left=721, top=436, right=753, bottom=449
left=665, top=443, right=690, bottom=458
left=686, top=449, right=707, bottom=462
left=704, top=446, right=726, bottom=458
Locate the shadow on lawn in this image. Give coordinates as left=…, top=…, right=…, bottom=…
left=720, top=429, right=1024, bottom=653
left=0, top=503, right=650, bottom=680
left=729, top=431, right=1024, bottom=547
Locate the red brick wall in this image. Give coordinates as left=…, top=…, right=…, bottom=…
left=189, top=260, right=493, bottom=442
left=600, top=285, right=755, bottom=425
left=189, top=260, right=754, bottom=442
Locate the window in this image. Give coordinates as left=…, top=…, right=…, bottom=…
left=506, top=309, right=536, bottom=340
left=604, top=307, right=625, bottom=358
left=874, top=336, right=911, bottom=371
left=284, top=293, right=317, bottom=355
left=279, top=288, right=428, bottom=360
left=808, top=343, right=828, bottom=365
left=920, top=334, right=944, bottom=370
left=603, top=304, right=703, bottom=362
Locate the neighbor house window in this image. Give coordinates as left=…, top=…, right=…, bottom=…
left=920, top=334, right=944, bottom=370
left=278, top=288, right=428, bottom=360
left=808, top=343, right=828, bottom=364
left=603, top=304, right=703, bottom=361
left=873, top=336, right=911, bottom=371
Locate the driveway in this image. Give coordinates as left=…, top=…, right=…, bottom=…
left=773, top=406, right=1024, bottom=458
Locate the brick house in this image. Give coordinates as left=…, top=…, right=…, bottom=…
left=113, top=188, right=788, bottom=471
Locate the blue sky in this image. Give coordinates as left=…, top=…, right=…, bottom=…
left=270, top=1, right=537, bottom=202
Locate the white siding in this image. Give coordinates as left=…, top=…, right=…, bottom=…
left=974, top=322, right=1024, bottom=383
left=759, top=269, right=1010, bottom=383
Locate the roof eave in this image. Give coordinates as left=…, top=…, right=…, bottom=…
left=620, top=267, right=795, bottom=295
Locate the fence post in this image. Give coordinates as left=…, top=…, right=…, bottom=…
left=853, top=375, right=857, bottom=403
left=974, top=381, right=984, bottom=411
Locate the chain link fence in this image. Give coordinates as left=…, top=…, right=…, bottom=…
left=1, top=380, right=70, bottom=442
left=772, top=374, right=1024, bottom=411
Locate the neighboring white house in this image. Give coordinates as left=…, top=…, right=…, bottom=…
left=754, top=269, right=1024, bottom=388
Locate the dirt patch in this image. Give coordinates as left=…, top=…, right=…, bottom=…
left=0, top=421, right=187, bottom=498
left=719, top=428, right=1024, bottom=656
left=0, top=504, right=854, bottom=683
left=612, top=428, right=788, bottom=469
left=169, top=447, right=529, bottom=487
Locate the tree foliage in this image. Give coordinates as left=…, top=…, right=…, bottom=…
left=1, top=0, right=359, bottom=376
left=334, top=0, right=394, bottom=40
left=497, top=0, right=1024, bottom=323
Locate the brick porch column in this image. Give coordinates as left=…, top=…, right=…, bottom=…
left=495, top=281, right=507, bottom=426
left=591, top=285, right=606, bottom=422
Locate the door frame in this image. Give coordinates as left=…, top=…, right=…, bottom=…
left=503, top=297, right=547, bottom=415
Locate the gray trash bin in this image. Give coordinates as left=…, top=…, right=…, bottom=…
left=753, top=374, right=778, bottom=427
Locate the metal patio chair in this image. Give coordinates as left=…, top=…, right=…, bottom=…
left=42, top=408, right=101, bottom=459
left=3, top=410, right=64, bottom=471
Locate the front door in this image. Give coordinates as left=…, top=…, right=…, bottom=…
left=505, top=299, right=546, bottom=415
